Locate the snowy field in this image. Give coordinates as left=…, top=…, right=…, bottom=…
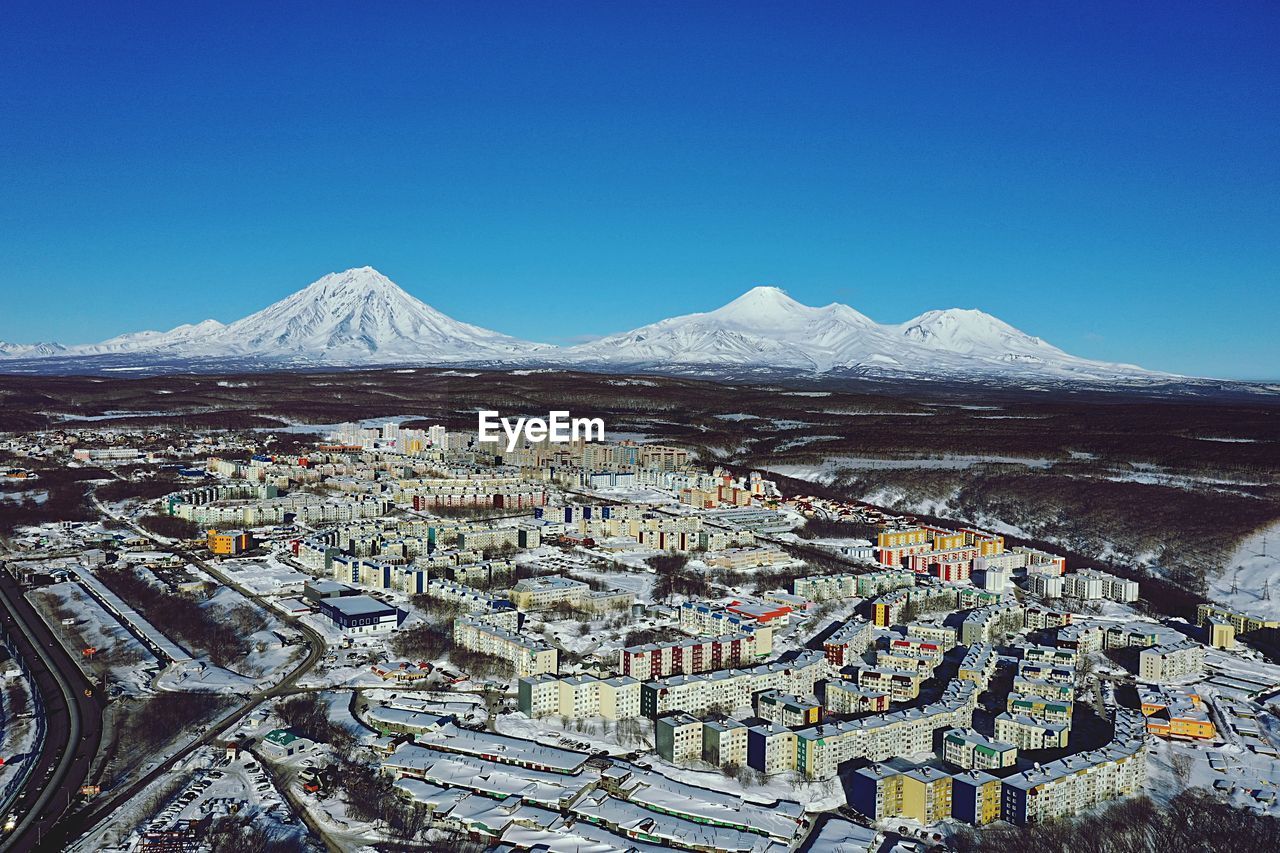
left=1207, top=521, right=1280, bottom=622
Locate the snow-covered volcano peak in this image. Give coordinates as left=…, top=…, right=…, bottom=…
left=898, top=307, right=1062, bottom=356
left=712, top=285, right=805, bottom=319
left=211, top=267, right=546, bottom=360
left=297, top=266, right=401, bottom=299
left=20, top=267, right=550, bottom=365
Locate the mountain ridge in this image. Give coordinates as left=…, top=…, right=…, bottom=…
left=0, top=267, right=1177, bottom=385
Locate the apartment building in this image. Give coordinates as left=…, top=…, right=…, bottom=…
left=1023, top=606, right=1072, bottom=631
left=1000, top=710, right=1147, bottom=825
left=951, top=771, right=1003, bottom=826
left=1020, top=644, right=1077, bottom=667
left=942, top=728, right=1018, bottom=771
left=1206, top=616, right=1235, bottom=649
left=453, top=615, right=558, bottom=677
left=655, top=713, right=705, bottom=764
left=756, top=691, right=821, bottom=727
left=957, top=643, right=999, bottom=687
left=1030, top=573, right=1066, bottom=598
left=746, top=723, right=798, bottom=775
left=859, top=667, right=924, bottom=702
left=1062, top=569, right=1140, bottom=603
left=639, top=651, right=826, bottom=718
left=517, top=674, right=642, bottom=721
left=901, top=622, right=959, bottom=650
left=1012, top=676, right=1074, bottom=704
left=910, top=546, right=980, bottom=582
left=793, top=680, right=980, bottom=780
left=1006, top=692, right=1073, bottom=725
left=1017, top=660, right=1075, bottom=685
left=1104, top=624, right=1161, bottom=650
left=677, top=602, right=774, bottom=654
left=701, top=718, right=749, bottom=768
left=619, top=631, right=760, bottom=680
left=823, top=617, right=872, bottom=667
left=876, top=648, right=939, bottom=677
left=851, top=762, right=953, bottom=824
left=876, top=526, right=938, bottom=568
left=823, top=679, right=890, bottom=714
left=1197, top=602, right=1280, bottom=636
left=1138, top=639, right=1205, bottom=684
left=994, top=713, right=1070, bottom=750
left=960, top=602, right=1025, bottom=644
left=1057, top=623, right=1105, bottom=656
left=423, top=579, right=519, bottom=631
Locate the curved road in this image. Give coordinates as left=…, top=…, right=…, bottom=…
left=0, top=568, right=103, bottom=853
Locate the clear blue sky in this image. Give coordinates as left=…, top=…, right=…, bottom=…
left=2, top=2, right=1277, bottom=378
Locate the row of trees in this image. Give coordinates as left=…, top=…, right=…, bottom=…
left=97, top=565, right=250, bottom=665
left=951, top=790, right=1280, bottom=853
left=274, top=694, right=356, bottom=755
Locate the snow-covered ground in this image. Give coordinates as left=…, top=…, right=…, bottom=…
left=768, top=454, right=1055, bottom=485
left=1207, top=521, right=1280, bottom=621
left=30, top=582, right=161, bottom=694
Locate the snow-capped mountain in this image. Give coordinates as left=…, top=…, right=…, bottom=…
left=191, top=267, right=547, bottom=361
left=0, top=341, right=67, bottom=358
left=0, top=273, right=1179, bottom=385
left=562, top=286, right=1159, bottom=381
left=8, top=267, right=550, bottom=366
left=561, top=287, right=890, bottom=371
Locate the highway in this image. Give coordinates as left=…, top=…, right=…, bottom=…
left=0, top=568, right=103, bottom=853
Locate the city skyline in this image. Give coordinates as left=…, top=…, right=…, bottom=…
left=3, top=2, right=1277, bottom=378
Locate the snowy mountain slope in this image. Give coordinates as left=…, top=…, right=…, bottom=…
left=0, top=341, right=67, bottom=358
left=562, top=287, right=901, bottom=372
left=73, top=319, right=229, bottom=355
left=6, top=267, right=551, bottom=366
left=563, top=286, right=1164, bottom=381
left=190, top=267, right=549, bottom=361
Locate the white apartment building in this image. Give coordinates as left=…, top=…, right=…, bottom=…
left=1030, top=573, right=1066, bottom=598
left=656, top=713, right=704, bottom=764
left=995, top=713, right=1070, bottom=750
left=943, top=728, right=1018, bottom=770
left=824, top=680, right=889, bottom=714
left=959, top=602, right=1025, bottom=645
left=859, top=667, right=924, bottom=702
left=508, top=575, right=590, bottom=610
left=701, top=718, right=749, bottom=767
left=902, top=623, right=959, bottom=650
left=1138, top=639, right=1205, bottom=684
left=453, top=615, right=558, bottom=677
left=517, top=674, right=641, bottom=720
left=639, top=651, right=826, bottom=718
left=1062, top=569, right=1140, bottom=603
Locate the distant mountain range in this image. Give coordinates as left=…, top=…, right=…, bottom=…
left=0, top=266, right=1235, bottom=390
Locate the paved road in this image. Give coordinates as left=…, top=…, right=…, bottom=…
left=0, top=568, right=103, bottom=853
